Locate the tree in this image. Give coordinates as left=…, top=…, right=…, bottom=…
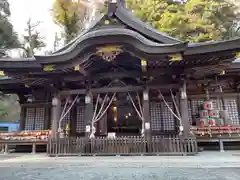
left=126, top=0, right=239, bottom=42
left=52, top=0, right=104, bottom=44
left=52, top=0, right=87, bottom=43
left=22, top=18, right=46, bottom=57
left=0, top=0, right=19, bottom=53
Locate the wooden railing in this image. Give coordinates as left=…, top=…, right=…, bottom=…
left=47, top=135, right=198, bottom=156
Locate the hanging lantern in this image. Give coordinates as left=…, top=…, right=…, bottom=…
left=114, top=115, right=118, bottom=122
left=113, top=106, right=117, bottom=111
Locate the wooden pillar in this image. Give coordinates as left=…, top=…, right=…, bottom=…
left=70, top=105, right=77, bottom=136
left=179, top=81, right=190, bottom=137
left=143, top=88, right=151, bottom=140
left=18, top=94, right=27, bottom=131
left=85, top=90, right=93, bottom=137
left=19, top=106, right=26, bottom=131
left=51, top=92, right=61, bottom=139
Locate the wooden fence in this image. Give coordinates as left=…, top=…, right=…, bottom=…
left=47, top=135, right=198, bottom=156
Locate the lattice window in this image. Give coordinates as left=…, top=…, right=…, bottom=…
left=212, top=99, right=223, bottom=110
left=99, top=113, right=107, bottom=135
left=190, top=100, right=204, bottom=118
left=189, top=98, right=239, bottom=125
left=161, top=102, right=175, bottom=131
left=150, top=102, right=162, bottom=131
left=25, top=107, right=46, bottom=130
left=34, top=108, right=45, bottom=130
left=224, top=98, right=239, bottom=125
left=76, top=106, right=85, bottom=132
left=25, top=108, right=35, bottom=130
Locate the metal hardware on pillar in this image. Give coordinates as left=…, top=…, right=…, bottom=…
left=51, top=93, right=61, bottom=139
left=143, top=91, right=149, bottom=101
left=205, top=87, right=210, bottom=101
left=84, top=91, right=93, bottom=137
left=142, top=88, right=151, bottom=141
left=179, top=81, right=190, bottom=137
left=85, top=94, right=91, bottom=104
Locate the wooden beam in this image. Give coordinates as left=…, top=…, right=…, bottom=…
left=148, top=84, right=180, bottom=89
left=21, top=102, right=52, bottom=108
left=60, top=86, right=144, bottom=95
left=64, top=71, right=142, bottom=82
left=188, top=93, right=238, bottom=99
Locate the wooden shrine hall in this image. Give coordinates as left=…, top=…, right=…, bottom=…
left=0, top=0, right=240, bottom=155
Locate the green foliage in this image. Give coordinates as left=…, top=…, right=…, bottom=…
left=22, top=18, right=46, bottom=57
left=52, top=0, right=87, bottom=43
left=0, top=0, right=19, bottom=50
left=0, top=94, right=20, bottom=122
left=126, top=0, right=239, bottom=42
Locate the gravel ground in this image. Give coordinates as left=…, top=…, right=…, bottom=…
left=1, top=152, right=240, bottom=180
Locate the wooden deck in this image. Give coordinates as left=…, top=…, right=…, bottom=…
left=196, top=135, right=240, bottom=152
left=0, top=140, right=48, bottom=154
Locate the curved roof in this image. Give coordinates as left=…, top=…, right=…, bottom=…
left=35, top=28, right=186, bottom=63
left=185, top=38, right=240, bottom=55
left=0, top=0, right=239, bottom=68
left=32, top=1, right=186, bottom=64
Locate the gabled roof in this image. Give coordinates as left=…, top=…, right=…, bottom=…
left=32, top=0, right=186, bottom=64
left=0, top=0, right=239, bottom=70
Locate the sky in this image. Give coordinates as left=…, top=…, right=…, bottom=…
left=9, top=0, right=61, bottom=54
